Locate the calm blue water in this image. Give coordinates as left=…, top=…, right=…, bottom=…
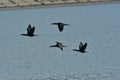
left=0, top=3, right=120, bottom=80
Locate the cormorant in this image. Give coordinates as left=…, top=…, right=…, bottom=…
left=21, top=24, right=36, bottom=37
left=73, top=42, right=87, bottom=53
left=52, top=22, right=70, bottom=32
left=50, top=42, right=66, bottom=51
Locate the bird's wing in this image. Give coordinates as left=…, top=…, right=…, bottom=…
left=52, top=23, right=58, bottom=25
left=27, top=24, right=32, bottom=31
left=31, top=27, right=35, bottom=34
left=83, top=43, right=87, bottom=50
left=64, top=23, right=70, bottom=26
left=21, top=34, right=36, bottom=37
left=73, top=49, right=80, bottom=52
left=79, top=44, right=82, bottom=50
left=60, top=47, right=63, bottom=51
left=50, top=45, right=57, bottom=47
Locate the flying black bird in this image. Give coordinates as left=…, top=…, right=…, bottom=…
left=21, top=24, right=36, bottom=37
left=52, top=22, right=70, bottom=32
left=50, top=42, right=66, bottom=51
left=73, top=42, right=87, bottom=53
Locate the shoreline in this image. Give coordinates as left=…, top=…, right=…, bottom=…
left=0, top=1, right=120, bottom=11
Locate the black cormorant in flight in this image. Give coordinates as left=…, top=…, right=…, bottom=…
left=21, top=24, right=36, bottom=37
left=73, top=42, right=87, bottom=53
left=50, top=42, right=66, bottom=51
left=52, top=22, right=70, bottom=32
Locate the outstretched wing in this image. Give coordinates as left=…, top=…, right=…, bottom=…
left=83, top=43, right=87, bottom=50
left=52, top=23, right=58, bottom=25
left=31, top=26, right=35, bottom=35
left=60, top=47, right=63, bottom=51
left=21, top=34, right=36, bottom=37
left=50, top=45, right=57, bottom=47
left=64, top=23, right=70, bottom=26
left=73, top=49, right=80, bottom=52
left=27, top=24, right=32, bottom=31
left=79, top=42, right=83, bottom=50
